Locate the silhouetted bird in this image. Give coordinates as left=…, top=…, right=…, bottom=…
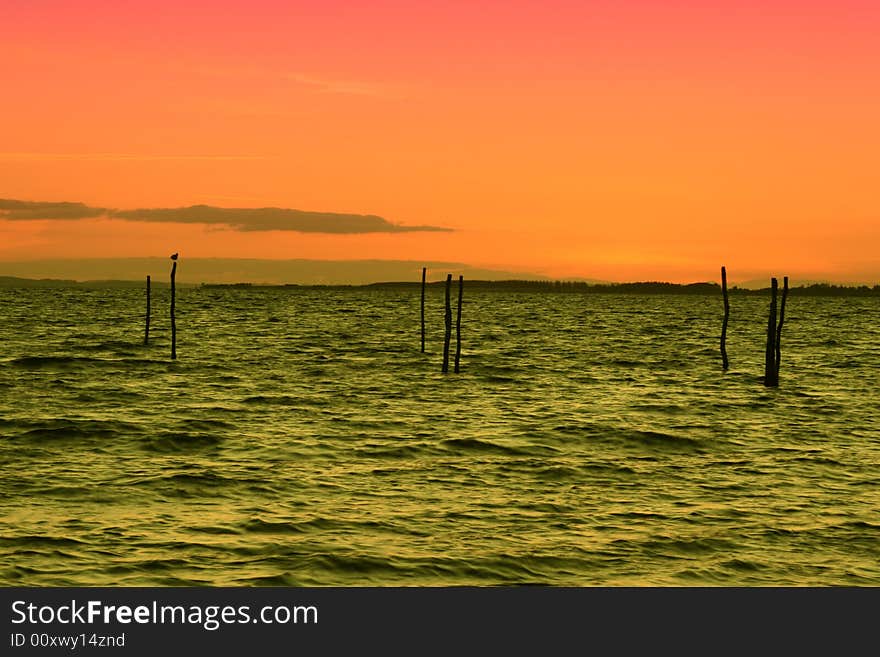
left=170, top=253, right=179, bottom=260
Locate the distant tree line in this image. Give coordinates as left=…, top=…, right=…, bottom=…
left=4, top=275, right=878, bottom=296
left=360, top=280, right=880, bottom=296
left=202, top=280, right=880, bottom=296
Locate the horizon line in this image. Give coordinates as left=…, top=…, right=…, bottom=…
left=2, top=274, right=878, bottom=291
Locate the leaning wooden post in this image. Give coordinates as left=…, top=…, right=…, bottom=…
left=442, top=273, right=452, bottom=373
left=420, top=267, right=426, bottom=353
left=763, top=277, right=778, bottom=386
left=170, top=255, right=178, bottom=360
left=775, top=276, right=789, bottom=382
left=720, top=266, right=730, bottom=370
left=454, top=275, right=463, bottom=373
left=144, top=275, right=151, bottom=345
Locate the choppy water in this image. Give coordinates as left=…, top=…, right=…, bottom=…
left=1, top=286, right=878, bottom=585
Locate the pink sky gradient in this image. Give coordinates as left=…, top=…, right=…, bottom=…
left=1, top=0, right=878, bottom=282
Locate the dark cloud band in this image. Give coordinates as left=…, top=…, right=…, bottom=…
left=0, top=199, right=109, bottom=220
left=0, top=199, right=450, bottom=234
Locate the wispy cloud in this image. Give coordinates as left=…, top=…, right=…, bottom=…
left=0, top=153, right=271, bottom=161
left=0, top=199, right=451, bottom=234
left=0, top=199, right=107, bottom=220
left=189, top=65, right=396, bottom=99
left=112, top=205, right=449, bottom=233
left=284, top=73, right=389, bottom=97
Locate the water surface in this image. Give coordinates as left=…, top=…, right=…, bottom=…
left=1, top=287, right=878, bottom=585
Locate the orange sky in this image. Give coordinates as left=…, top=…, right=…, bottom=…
left=1, top=0, right=878, bottom=283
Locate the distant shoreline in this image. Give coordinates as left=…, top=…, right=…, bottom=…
left=203, top=280, right=880, bottom=296
left=2, top=275, right=878, bottom=296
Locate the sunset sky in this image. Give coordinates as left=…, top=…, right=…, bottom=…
left=1, top=0, right=878, bottom=283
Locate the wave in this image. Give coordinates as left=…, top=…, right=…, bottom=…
left=140, top=432, right=223, bottom=452
left=0, top=535, right=88, bottom=548
left=611, top=428, right=706, bottom=452
left=7, top=355, right=170, bottom=369
left=440, top=437, right=532, bottom=456
left=9, top=355, right=102, bottom=369
left=8, top=418, right=144, bottom=442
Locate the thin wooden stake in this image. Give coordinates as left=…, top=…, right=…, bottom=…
left=442, top=273, right=452, bottom=373
left=420, top=267, right=426, bottom=353
left=454, top=275, right=463, bottom=373
left=775, top=275, right=789, bottom=382
left=763, top=277, right=778, bottom=386
left=170, top=257, right=177, bottom=360
left=720, top=265, right=729, bottom=370
left=144, top=275, right=151, bottom=345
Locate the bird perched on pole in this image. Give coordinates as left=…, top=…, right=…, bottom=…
left=170, top=252, right=179, bottom=260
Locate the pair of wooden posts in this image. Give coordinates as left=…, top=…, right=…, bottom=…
left=420, top=267, right=463, bottom=373
left=763, top=276, right=788, bottom=387
left=719, top=266, right=788, bottom=386
left=144, top=256, right=178, bottom=360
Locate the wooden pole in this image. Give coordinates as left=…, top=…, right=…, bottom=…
left=144, top=275, right=151, bottom=345
left=170, top=259, right=177, bottom=360
left=442, top=273, right=452, bottom=373
left=763, top=277, right=778, bottom=386
left=420, top=267, right=426, bottom=353
left=775, top=276, right=789, bottom=382
left=454, top=275, right=463, bottom=373
left=720, top=266, right=729, bottom=370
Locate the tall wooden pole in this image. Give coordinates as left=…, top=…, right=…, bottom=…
left=720, top=266, right=729, bottom=370
left=763, top=277, right=778, bottom=386
left=454, top=275, right=463, bottom=373
left=775, top=276, right=789, bottom=382
left=442, top=273, right=452, bottom=373
left=420, top=267, right=426, bottom=353
left=170, top=259, right=177, bottom=360
left=144, top=275, right=151, bottom=345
